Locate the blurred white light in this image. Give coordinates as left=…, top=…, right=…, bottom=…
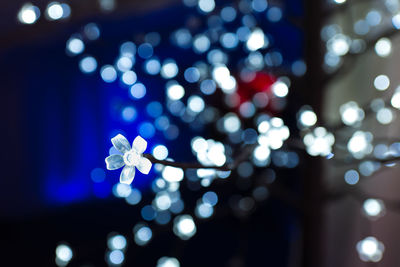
left=155, top=191, right=172, bottom=210
left=134, top=225, right=152, bottom=246
left=391, top=88, right=400, bottom=109
left=130, top=83, right=146, bottom=99
left=56, top=244, right=73, bottom=263
left=121, top=106, right=137, bottom=122
left=340, top=101, right=364, bottom=126
left=374, top=75, right=390, bottom=91
left=198, top=0, right=215, bottom=13
left=246, top=28, right=267, bottom=51
left=299, top=110, right=317, bottom=127
left=46, top=2, right=64, bottom=20
left=108, top=235, right=127, bottom=250
left=153, top=145, right=169, bottom=160
left=253, top=145, right=270, bottom=161
left=167, top=83, right=185, bottom=100
left=363, top=198, right=385, bottom=218
left=376, top=108, right=393, bottom=124
left=161, top=60, right=179, bottom=79
left=375, top=38, right=392, bottom=57
left=193, top=35, right=211, bottom=54
left=195, top=202, right=214, bottom=218
left=344, top=169, right=359, bottom=185
left=79, top=56, right=97, bottom=73
left=18, top=3, right=40, bottom=24
left=272, top=81, right=289, bottom=97
left=121, top=71, right=137, bottom=85
left=200, top=79, right=217, bottom=95
left=113, top=183, right=132, bottom=198
left=184, top=67, right=200, bottom=83
left=101, top=65, right=117, bottom=83
left=328, top=34, right=350, bottom=56
left=108, top=250, right=124, bottom=265
left=116, top=56, right=133, bottom=72
left=125, top=188, right=142, bottom=205
left=347, top=131, right=373, bottom=159
left=162, top=166, right=184, bottom=182
left=392, top=14, right=400, bottom=29
left=188, top=96, right=205, bottom=113
left=356, top=237, right=384, bottom=262
left=333, top=0, right=346, bottom=4
left=303, top=127, right=335, bottom=156
left=223, top=113, right=241, bottom=133
left=66, top=37, right=85, bottom=55
left=157, top=257, right=180, bottom=267
left=145, top=59, right=161, bottom=75
left=173, top=215, right=196, bottom=240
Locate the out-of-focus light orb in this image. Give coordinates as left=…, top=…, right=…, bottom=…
left=376, top=107, right=394, bottom=124
left=347, top=131, right=373, bottom=159
left=125, top=188, right=142, bottom=205
left=153, top=145, right=169, bottom=160
left=18, top=3, right=40, bottom=24
left=328, top=34, right=350, bottom=56
left=173, top=215, right=197, bottom=240
left=354, top=20, right=369, bottom=35
left=391, top=87, right=400, bottom=109
left=108, top=234, right=127, bottom=250
left=198, top=0, right=215, bottom=13
left=340, top=101, right=364, bottom=126
left=84, top=23, right=100, bottom=40
left=99, top=0, right=116, bottom=11
left=272, top=81, right=289, bottom=97
left=193, top=35, right=211, bottom=54
left=121, top=70, right=137, bottom=85
left=188, top=96, right=205, bottom=113
left=130, top=83, right=146, bottom=99
left=134, top=225, right=152, bottom=246
left=223, top=113, right=241, bottom=133
left=184, top=67, right=201, bottom=83
left=253, top=145, right=271, bottom=162
left=145, top=58, right=161, bottom=75
left=292, top=60, right=307, bottom=76
left=303, top=127, right=335, bottom=156
left=202, top=191, right=218, bottom=206
left=375, top=38, right=392, bottom=57
left=363, top=198, right=385, bottom=218
left=344, top=169, right=359, bottom=185
left=252, top=0, right=268, bottom=12
left=157, top=257, right=180, bottom=267
left=155, top=191, right=172, bottom=210
left=195, top=202, right=214, bottom=218
left=116, top=56, right=133, bottom=72
left=374, top=75, right=390, bottom=91
left=46, top=2, right=66, bottom=20
left=162, top=166, right=184, bottom=182
left=392, top=14, right=400, bottom=29
left=220, top=32, right=239, bottom=49
left=66, top=37, right=85, bottom=55
left=258, top=118, right=290, bottom=150
left=137, top=43, right=153, bottom=59
left=267, top=7, right=282, bottom=22
left=246, top=28, right=268, bottom=51
left=299, top=110, right=317, bottom=127
left=356, top=237, right=384, bottom=262
left=167, top=82, right=185, bottom=100
left=79, top=56, right=97, bottom=73
left=221, top=6, right=237, bottom=22
left=113, top=183, right=132, bottom=198
left=120, top=42, right=136, bottom=57
left=56, top=244, right=73, bottom=263
left=239, top=102, right=256, bottom=118
left=121, top=106, right=137, bottom=122
left=101, top=65, right=117, bottom=83
left=366, top=10, right=382, bottom=26
left=161, top=60, right=179, bottom=79
left=200, top=79, right=217, bottom=95
left=108, top=250, right=124, bottom=265
left=333, top=0, right=346, bottom=4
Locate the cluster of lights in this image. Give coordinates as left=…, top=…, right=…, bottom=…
left=303, top=127, right=335, bottom=157
left=106, top=234, right=127, bottom=266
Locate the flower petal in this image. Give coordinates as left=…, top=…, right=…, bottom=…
left=111, top=134, right=131, bottom=154
left=132, top=135, right=147, bottom=154
left=105, top=154, right=124, bottom=170
left=137, top=157, right=152, bottom=174
left=120, top=166, right=135, bottom=184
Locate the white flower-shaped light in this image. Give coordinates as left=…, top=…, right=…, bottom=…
left=303, top=127, right=335, bottom=156
left=105, top=134, right=152, bottom=185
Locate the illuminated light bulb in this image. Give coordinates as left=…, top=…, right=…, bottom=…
left=339, top=101, right=364, bottom=126
left=299, top=110, right=317, bottom=127
left=46, top=2, right=64, bottom=20
left=363, top=198, right=385, bottom=218
left=373, top=75, right=390, bottom=91
left=356, top=237, right=384, bottom=262
left=173, top=215, right=196, bottom=240
left=246, top=28, right=268, bottom=51
left=272, top=81, right=289, bottom=97
left=55, top=244, right=73, bottom=263
left=347, top=131, right=373, bottom=159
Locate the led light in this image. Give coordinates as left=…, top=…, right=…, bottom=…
left=18, top=3, right=40, bottom=24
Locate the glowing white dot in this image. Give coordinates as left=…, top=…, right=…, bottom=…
left=108, top=235, right=127, bottom=250
left=223, top=113, right=241, bottom=133
left=56, top=244, right=73, bottom=262
left=272, top=81, right=289, bottom=97
left=363, top=199, right=384, bottom=217
left=173, top=215, right=196, bottom=240
left=356, top=236, right=384, bottom=262
left=116, top=56, right=133, bottom=72
left=391, top=89, right=400, bottom=109
left=134, top=226, right=152, bottom=245
left=101, top=65, right=117, bottom=83
left=167, top=83, right=185, bottom=100
left=299, top=110, right=317, bottom=127
left=246, top=28, right=267, bottom=51
left=157, top=257, right=180, bottom=267
left=153, top=145, right=169, bottom=160
left=18, top=3, right=40, bottom=24
left=109, top=250, right=124, bottom=265
left=374, top=75, right=390, bottom=91
left=376, top=108, right=393, bottom=124
left=198, top=0, right=215, bottom=13
left=67, top=38, right=85, bottom=55
left=188, top=96, right=205, bottom=113
left=130, top=83, right=146, bottom=99
left=46, top=2, right=63, bottom=20
left=193, top=35, right=211, bottom=54
left=121, top=71, right=137, bottom=85
left=392, top=14, right=400, bottom=29
left=161, top=60, right=179, bottom=79
left=375, top=38, right=391, bottom=57
left=344, top=169, right=359, bottom=185
left=333, top=0, right=346, bottom=4
left=79, top=56, right=97, bottom=73
left=162, top=166, right=184, bottom=182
